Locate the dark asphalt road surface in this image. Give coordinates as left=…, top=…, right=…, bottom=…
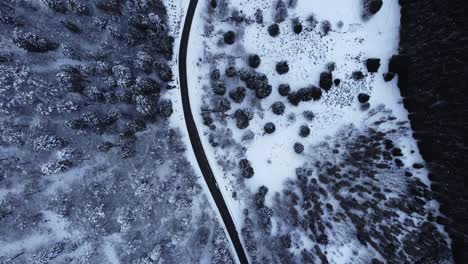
left=178, top=1, right=250, bottom=263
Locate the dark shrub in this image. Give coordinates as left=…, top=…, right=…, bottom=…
left=276, top=61, right=289, bottom=74
left=306, top=15, right=318, bottom=28
left=363, top=0, right=383, bottom=17
left=303, top=111, right=315, bottom=121
left=264, top=122, right=276, bottom=134
left=255, top=9, right=263, bottom=24
left=299, top=86, right=322, bottom=101
left=158, top=99, right=173, bottom=118
left=229, top=86, right=246, bottom=103
left=278, top=84, right=290, bottom=96
left=255, top=84, right=272, bottom=99
left=43, top=0, right=68, bottom=13
left=152, top=63, right=172, bottom=82
left=213, top=97, right=231, bottom=112
left=299, top=125, right=310, bottom=137
left=97, top=142, right=114, bottom=152
left=13, top=31, right=58, bottom=53
left=68, top=0, right=90, bottom=15
left=255, top=185, right=268, bottom=208
left=275, top=1, right=288, bottom=23
left=234, top=109, right=253, bottom=129
left=294, top=142, right=304, bottom=154
left=358, top=93, right=370, bottom=103
left=287, top=92, right=301, bottom=106
left=239, top=159, right=254, bottom=178
left=268, top=23, right=280, bottom=37
left=334, top=78, right=341, bottom=86
left=321, top=20, right=332, bottom=35
left=351, top=71, right=365, bottom=80
left=57, top=65, right=85, bottom=93
left=223, top=31, right=236, bottom=45
left=136, top=95, right=158, bottom=117
left=212, top=80, right=226, bottom=95
left=225, top=66, right=237, bottom=77
left=366, top=58, right=381, bottom=73
left=61, top=21, right=81, bottom=33
left=210, top=0, right=217, bottom=8
left=210, top=69, right=221, bottom=80
left=272, top=101, right=286, bottom=115
left=292, top=19, right=303, bottom=34
left=95, top=0, right=123, bottom=14
left=319, top=71, right=333, bottom=90
left=248, top=54, right=261, bottom=68
left=134, top=77, right=161, bottom=95
left=327, top=62, right=336, bottom=72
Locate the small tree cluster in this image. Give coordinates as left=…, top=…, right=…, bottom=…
left=276, top=61, right=289, bottom=75
left=234, top=108, right=253, bottom=129
left=223, top=31, right=236, bottom=45
left=319, top=71, right=332, bottom=90
left=56, top=65, right=86, bottom=93
left=13, top=30, right=58, bottom=52
left=278, top=84, right=290, bottom=96
left=299, top=125, right=310, bottom=137
left=239, top=158, right=254, bottom=178
left=264, top=122, right=276, bottom=134
left=239, top=70, right=272, bottom=99
left=271, top=101, right=285, bottom=115
left=248, top=54, right=261, bottom=68
left=288, top=86, right=322, bottom=106
left=229, top=86, right=246, bottom=103
left=268, top=23, right=280, bottom=37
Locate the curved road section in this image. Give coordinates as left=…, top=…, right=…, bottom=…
left=178, top=1, right=249, bottom=264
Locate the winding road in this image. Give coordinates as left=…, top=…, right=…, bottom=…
left=178, top=1, right=249, bottom=263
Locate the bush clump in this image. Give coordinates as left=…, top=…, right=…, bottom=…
left=268, top=23, right=280, bottom=37
left=13, top=31, right=58, bottom=53
left=351, top=71, right=365, bottom=80
left=134, top=77, right=161, bottom=95
left=358, top=93, right=370, bottom=103
left=264, top=122, right=276, bottom=134
left=248, top=54, right=261, bottom=68
left=223, top=31, right=236, bottom=45
left=229, top=86, right=246, bottom=103
left=155, top=63, right=173, bottom=82
left=366, top=58, right=381, bottom=73
left=239, top=158, right=254, bottom=178
left=234, top=108, right=253, bottom=129
left=319, top=71, right=333, bottom=90
left=225, top=66, right=237, bottom=77
left=299, top=125, right=310, bottom=137
left=278, top=84, right=291, bottom=96
left=276, top=61, right=289, bottom=74
left=213, top=97, right=231, bottom=112
left=271, top=101, right=286, bottom=115
left=362, top=0, right=383, bottom=19
left=42, top=0, right=68, bottom=13
left=321, top=20, right=332, bottom=36
left=275, top=0, right=288, bottom=23
left=210, top=69, right=221, bottom=80
left=292, top=19, right=303, bottom=34
left=56, top=65, right=86, bottom=93
left=212, top=80, right=227, bottom=95
left=294, top=142, right=304, bottom=154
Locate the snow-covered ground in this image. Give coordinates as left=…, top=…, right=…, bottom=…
left=188, top=0, right=452, bottom=263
